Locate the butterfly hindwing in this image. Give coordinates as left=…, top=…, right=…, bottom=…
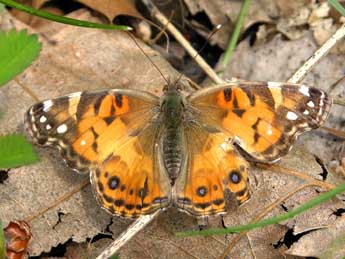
left=188, top=82, right=332, bottom=162
left=91, top=124, right=171, bottom=217
left=174, top=122, right=250, bottom=217
left=25, top=89, right=171, bottom=217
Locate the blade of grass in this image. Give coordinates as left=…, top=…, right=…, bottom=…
left=328, top=0, right=345, bottom=16
left=0, top=29, right=41, bottom=87
left=0, top=0, right=132, bottom=30
left=176, top=183, right=345, bottom=237
left=221, top=0, right=251, bottom=73
left=0, top=134, right=39, bottom=169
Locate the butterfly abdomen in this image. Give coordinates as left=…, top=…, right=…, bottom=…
left=163, top=126, right=183, bottom=182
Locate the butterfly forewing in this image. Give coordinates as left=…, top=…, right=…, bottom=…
left=25, top=89, right=172, bottom=217
left=188, top=82, right=332, bottom=162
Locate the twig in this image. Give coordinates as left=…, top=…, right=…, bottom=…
left=288, top=23, right=345, bottom=84
left=95, top=210, right=161, bottom=259
left=15, top=78, right=40, bottom=103
left=333, top=96, right=345, bottom=106
left=142, top=0, right=223, bottom=84
left=321, top=126, right=345, bottom=139
left=256, top=163, right=336, bottom=190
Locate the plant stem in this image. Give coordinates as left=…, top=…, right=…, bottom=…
left=0, top=0, right=131, bottom=30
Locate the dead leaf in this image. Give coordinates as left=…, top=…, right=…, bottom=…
left=4, top=221, right=32, bottom=259
left=75, top=0, right=142, bottom=22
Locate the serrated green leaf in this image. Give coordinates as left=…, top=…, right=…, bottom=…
left=0, top=220, right=5, bottom=259
left=0, top=134, right=39, bottom=169
left=0, top=29, right=41, bottom=87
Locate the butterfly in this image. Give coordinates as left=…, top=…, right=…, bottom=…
left=25, top=81, right=331, bottom=218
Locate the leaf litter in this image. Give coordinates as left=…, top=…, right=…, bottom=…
left=0, top=1, right=344, bottom=259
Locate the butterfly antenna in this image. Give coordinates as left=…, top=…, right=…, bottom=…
left=126, top=32, right=170, bottom=85
left=173, top=24, right=223, bottom=86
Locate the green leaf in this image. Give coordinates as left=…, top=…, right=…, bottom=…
left=0, top=134, right=39, bottom=169
left=0, top=3, right=4, bottom=12
left=0, top=29, right=41, bottom=87
left=0, top=0, right=132, bottom=31
left=0, top=220, right=5, bottom=259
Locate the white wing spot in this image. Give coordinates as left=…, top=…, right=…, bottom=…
left=267, top=82, right=283, bottom=88
left=299, top=85, right=310, bottom=97
left=80, top=140, right=86, bottom=146
left=303, top=110, right=310, bottom=115
left=286, top=111, right=298, bottom=120
left=43, top=100, right=53, bottom=112
left=307, top=101, right=315, bottom=108
left=57, top=124, right=68, bottom=134
left=39, top=116, right=47, bottom=123
left=46, top=124, right=52, bottom=130
left=267, top=126, right=273, bottom=135
left=68, top=91, right=82, bottom=98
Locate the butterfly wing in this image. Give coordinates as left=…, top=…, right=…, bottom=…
left=187, top=82, right=332, bottom=162
left=25, top=89, right=171, bottom=217
left=173, top=122, right=250, bottom=217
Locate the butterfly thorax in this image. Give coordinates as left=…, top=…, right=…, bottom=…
left=161, top=89, right=185, bottom=183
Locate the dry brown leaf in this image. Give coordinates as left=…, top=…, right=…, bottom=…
left=75, top=0, right=142, bottom=22
left=4, top=221, right=32, bottom=259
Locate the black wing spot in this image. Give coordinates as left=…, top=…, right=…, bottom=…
left=108, top=176, right=120, bottom=190
left=98, top=181, right=104, bottom=192
left=115, top=93, right=123, bottom=107
left=229, top=170, right=241, bottom=184
left=114, top=199, right=125, bottom=207
left=223, top=88, right=232, bottom=102
left=196, top=186, right=208, bottom=197
left=233, top=109, right=245, bottom=117
left=104, top=117, right=115, bottom=125
left=103, top=194, right=114, bottom=203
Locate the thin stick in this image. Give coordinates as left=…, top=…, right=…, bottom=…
left=142, top=0, right=223, bottom=84
left=288, top=23, right=345, bottom=84
left=95, top=210, right=161, bottom=259
left=333, top=96, right=345, bottom=106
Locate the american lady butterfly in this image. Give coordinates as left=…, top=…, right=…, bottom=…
left=25, top=81, right=331, bottom=217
